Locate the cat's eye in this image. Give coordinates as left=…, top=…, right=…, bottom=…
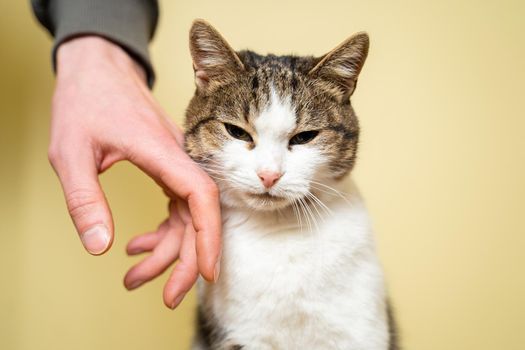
left=289, top=130, right=319, bottom=146
left=224, top=123, right=253, bottom=142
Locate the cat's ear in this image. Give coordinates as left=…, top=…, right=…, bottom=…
left=308, top=32, right=369, bottom=99
left=189, top=19, right=245, bottom=91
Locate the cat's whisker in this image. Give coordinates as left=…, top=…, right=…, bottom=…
left=286, top=197, right=302, bottom=233
left=291, top=198, right=304, bottom=233
left=195, top=160, right=219, bottom=166
left=167, top=154, right=222, bottom=168
left=305, top=193, right=323, bottom=219
left=294, top=197, right=308, bottom=233
left=299, top=197, right=317, bottom=234
left=199, top=171, right=229, bottom=182
left=196, top=164, right=227, bottom=173
left=303, top=197, right=321, bottom=234
left=309, top=180, right=348, bottom=196
left=197, top=164, right=239, bottom=178
left=306, top=192, right=329, bottom=225
left=198, top=167, right=225, bottom=175
left=198, top=168, right=227, bottom=177
left=301, top=203, right=311, bottom=234
left=201, top=167, right=267, bottom=192
left=196, top=163, right=223, bottom=170
left=309, top=184, right=340, bottom=197
left=309, top=180, right=351, bottom=204
left=176, top=160, right=230, bottom=183
left=307, top=191, right=333, bottom=217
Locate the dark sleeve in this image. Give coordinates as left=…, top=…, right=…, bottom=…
left=31, top=0, right=159, bottom=87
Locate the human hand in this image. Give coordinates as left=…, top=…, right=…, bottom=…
left=48, top=36, right=221, bottom=308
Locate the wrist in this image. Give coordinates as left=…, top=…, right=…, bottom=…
left=56, top=36, right=147, bottom=83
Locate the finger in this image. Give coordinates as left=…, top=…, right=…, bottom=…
left=173, top=199, right=191, bottom=224
left=126, top=232, right=162, bottom=255
left=126, top=221, right=169, bottom=255
left=129, top=143, right=222, bottom=282
left=124, top=215, right=184, bottom=290
left=49, top=146, right=113, bottom=255
left=163, top=221, right=199, bottom=309
left=188, top=185, right=222, bottom=282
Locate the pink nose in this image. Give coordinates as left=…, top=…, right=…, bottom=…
left=257, top=171, right=282, bottom=189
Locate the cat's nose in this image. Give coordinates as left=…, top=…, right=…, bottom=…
left=257, top=171, right=282, bottom=189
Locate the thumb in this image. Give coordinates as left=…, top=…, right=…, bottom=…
left=49, top=147, right=114, bottom=255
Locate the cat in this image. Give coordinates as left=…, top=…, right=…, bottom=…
left=184, top=19, right=398, bottom=350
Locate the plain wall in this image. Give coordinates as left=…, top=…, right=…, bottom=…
left=1, top=1, right=524, bottom=349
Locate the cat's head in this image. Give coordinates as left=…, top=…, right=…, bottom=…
left=184, top=20, right=369, bottom=211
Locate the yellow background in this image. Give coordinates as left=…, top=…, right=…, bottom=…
left=1, top=1, right=524, bottom=349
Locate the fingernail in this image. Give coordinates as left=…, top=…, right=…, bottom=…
left=129, top=280, right=144, bottom=290
left=81, top=224, right=110, bottom=255
left=171, top=293, right=186, bottom=309
left=213, top=258, right=221, bottom=283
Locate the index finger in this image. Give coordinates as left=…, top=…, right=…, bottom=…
left=128, top=139, right=221, bottom=282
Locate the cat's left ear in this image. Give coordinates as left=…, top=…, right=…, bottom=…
left=189, top=19, right=245, bottom=91
left=308, top=32, right=369, bottom=100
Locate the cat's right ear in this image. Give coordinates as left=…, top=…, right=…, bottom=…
left=308, top=32, right=369, bottom=100
left=189, top=19, right=245, bottom=91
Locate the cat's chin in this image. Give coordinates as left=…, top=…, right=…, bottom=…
left=243, top=192, right=290, bottom=211
left=218, top=186, right=306, bottom=212
left=235, top=192, right=293, bottom=211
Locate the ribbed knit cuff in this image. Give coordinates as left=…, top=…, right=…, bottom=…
left=32, top=0, right=159, bottom=88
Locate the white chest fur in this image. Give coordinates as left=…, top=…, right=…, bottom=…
left=196, top=183, right=389, bottom=350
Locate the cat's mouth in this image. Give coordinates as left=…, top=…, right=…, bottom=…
left=245, top=192, right=288, bottom=209
left=248, top=192, right=285, bottom=201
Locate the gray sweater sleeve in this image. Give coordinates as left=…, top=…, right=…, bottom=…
left=31, top=0, right=159, bottom=87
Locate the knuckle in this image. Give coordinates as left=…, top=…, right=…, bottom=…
left=47, top=139, right=77, bottom=167
left=156, top=166, right=174, bottom=189
left=173, top=261, right=197, bottom=277
left=47, top=145, right=60, bottom=166
left=65, top=188, right=101, bottom=221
